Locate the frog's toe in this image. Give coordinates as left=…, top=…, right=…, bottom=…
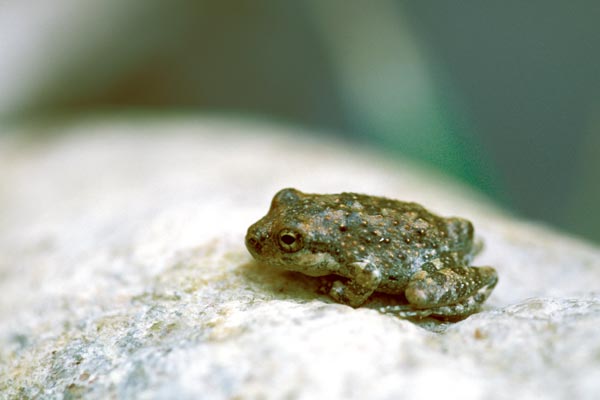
left=328, top=280, right=373, bottom=307
left=405, top=270, right=446, bottom=308
left=378, top=304, right=433, bottom=319
left=329, top=281, right=346, bottom=301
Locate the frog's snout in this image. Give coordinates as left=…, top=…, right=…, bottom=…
left=245, top=224, right=267, bottom=256
left=246, top=234, right=262, bottom=254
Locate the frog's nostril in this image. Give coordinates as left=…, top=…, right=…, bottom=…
left=246, top=235, right=262, bottom=253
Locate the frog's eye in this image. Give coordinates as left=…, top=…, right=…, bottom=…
left=277, top=229, right=304, bottom=253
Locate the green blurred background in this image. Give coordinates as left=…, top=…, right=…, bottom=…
left=0, top=1, right=598, bottom=243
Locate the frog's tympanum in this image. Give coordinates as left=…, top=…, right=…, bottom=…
left=246, top=188, right=498, bottom=318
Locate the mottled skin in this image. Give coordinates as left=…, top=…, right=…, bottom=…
left=246, top=188, right=498, bottom=318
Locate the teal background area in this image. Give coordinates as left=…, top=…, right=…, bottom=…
left=0, top=1, right=598, bottom=243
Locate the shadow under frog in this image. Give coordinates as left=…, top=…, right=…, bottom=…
left=245, top=188, right=498, bottom=320
left=239, top=259, right=336, bottom=303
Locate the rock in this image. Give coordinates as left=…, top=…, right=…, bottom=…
left=1, top=117, right=599, bottom=399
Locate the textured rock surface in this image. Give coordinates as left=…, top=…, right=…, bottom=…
left=1, top=117, right=599, bottom=399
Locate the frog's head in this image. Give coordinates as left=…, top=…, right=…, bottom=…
left=245, top=188, right=338, bottom=276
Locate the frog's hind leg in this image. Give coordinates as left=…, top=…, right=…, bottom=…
left=395, top=264, right=498, bottom=319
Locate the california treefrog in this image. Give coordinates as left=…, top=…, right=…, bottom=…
left=245, top=188, right=498, bottom=318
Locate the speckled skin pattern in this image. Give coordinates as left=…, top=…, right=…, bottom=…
left=246, top=188, right=498, bottom=318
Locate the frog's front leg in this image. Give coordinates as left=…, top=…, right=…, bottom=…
left=403, top=262, right=498, bottom=318
left=329, top=261, right=382, bottom=307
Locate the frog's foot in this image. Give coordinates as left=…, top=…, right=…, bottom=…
left=378, top=304, right=434, bottom=319
left=380, top=292, right=491, bottom=319
left=329, top=261, right=382, bottom=307
left=403, top=265, right=498, bottom=318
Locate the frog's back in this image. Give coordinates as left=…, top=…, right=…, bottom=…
left=346, top=192, right=474, bottom=252
left=332, top=192, right=445, bottom=225
left=323, top=193, right=468, bottom=292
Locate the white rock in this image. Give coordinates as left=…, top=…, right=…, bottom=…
left=0, top=117, right=599, bottom=399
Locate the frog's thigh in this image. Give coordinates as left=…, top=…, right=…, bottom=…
left=329, top=261, right=382, bottom=307
left=405, top=264, right=498, bottom=309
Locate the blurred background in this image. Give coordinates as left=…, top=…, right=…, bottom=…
left=0, top=0, right=598, bottom=243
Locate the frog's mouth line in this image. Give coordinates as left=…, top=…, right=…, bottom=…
left=259, top=252, right=339, bottom=277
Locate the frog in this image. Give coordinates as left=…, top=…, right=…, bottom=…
left=245, top=188, right=498, bottom=318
